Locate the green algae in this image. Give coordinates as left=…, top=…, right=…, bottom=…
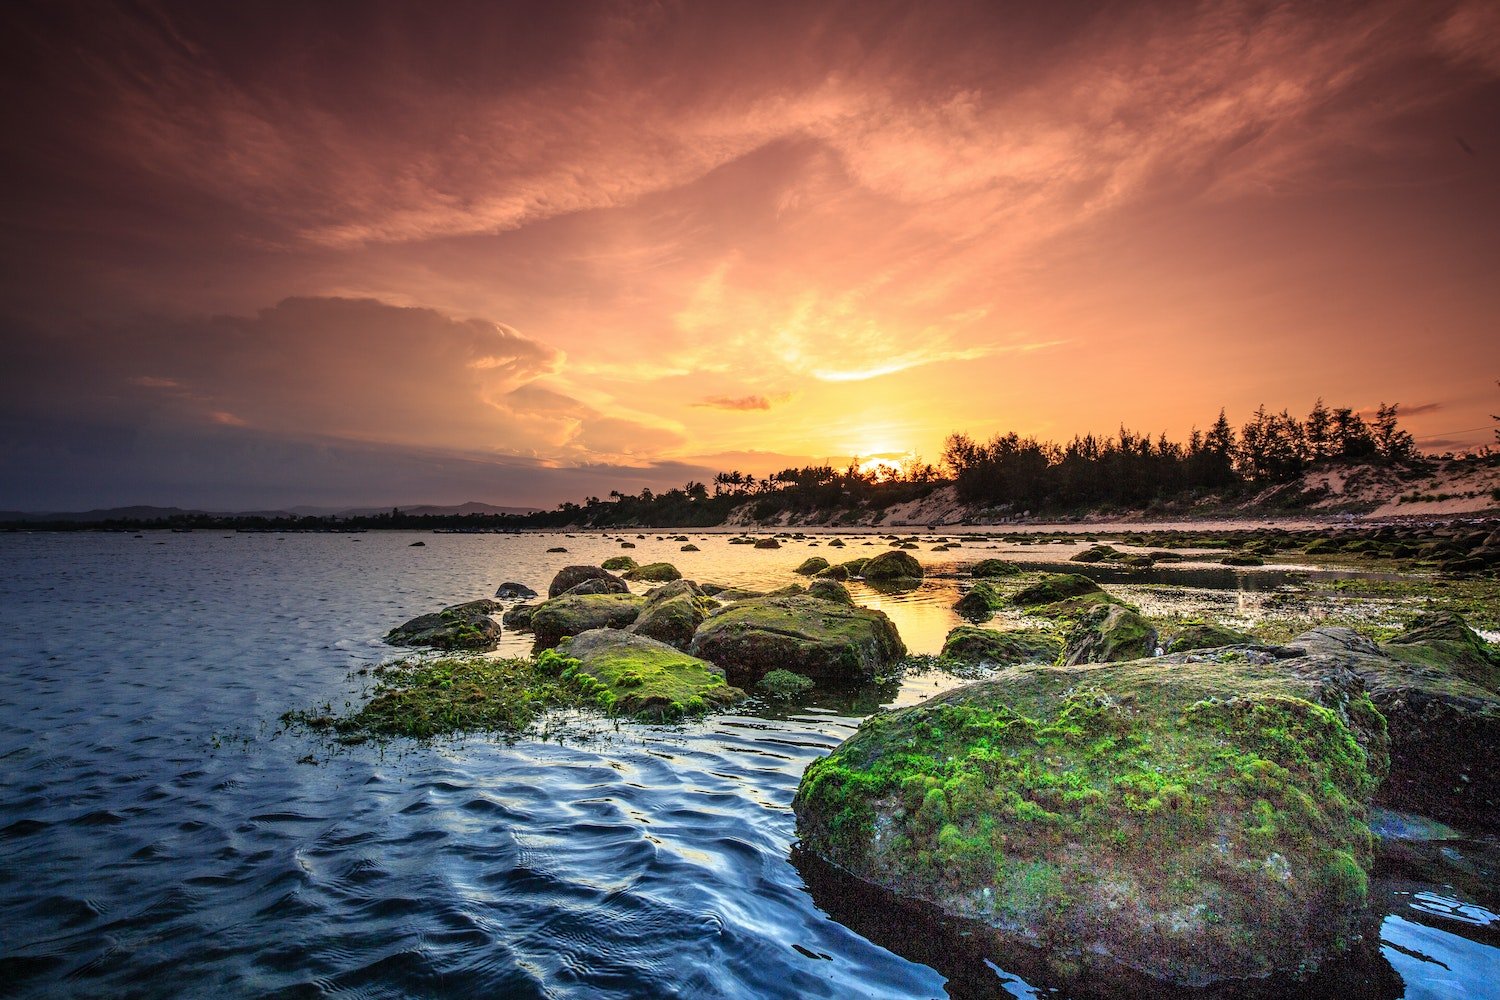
left=283, top=654, right=582, bottom=740
left=601, top=555, right=639, bottom=571
left=758, top=668, right=816, bottom=698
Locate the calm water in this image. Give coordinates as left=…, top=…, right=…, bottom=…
left=1, top=530, right=1495, bottom=998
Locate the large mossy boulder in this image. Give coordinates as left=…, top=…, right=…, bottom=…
left=689, top=595, right=905, bottom=687
left=628, top=580, right=713, bottom=650
left=861, top=550, right=923, bottom=583
left=385, top=599, right=503, bottom=651
left=807, top=579, right=855, bottom=605
left=529, top=593, right=646, bottom=650
left=552, top=629, right=744, bottom=722
left=502, top=602, right=538, bottom=630
left=623, top=561, right=682, bottom=583
left=600, top=555, right=639, bottom=572
left=1295, top=616, right=1499, bottom=827
left=969, top=558, right=1022, bottom=578
left=793, top=654, right=1389, bottom=987
left=1163, top=622, right=1255, bottom=654
left=548, top=565, right=626, bottom=598
left=941, top=626, right=1061, bottom=666
left=1062, top=604, right=1158, bottom=665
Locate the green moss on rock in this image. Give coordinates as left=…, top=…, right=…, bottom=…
left=556, top=629, right=743, bottom=721
left=795, top=556, right=832, bottom=576
left=601, top=555, right=639, bottom=571
left=623, top=562, right=682, bottom=583
left=1062, top=604, right=1158, bottom=665
left=529, top=593, right=646, bottom=649
left=941, top=626, right=1062, bottom=666
left=970, top=559, right=1022, bottom=578
left=793, top=655, right=1388, bottom=986
left=862, top=550, right=924, bottom=582
left=385, top=599, right=504, bottom=651
left=689, top=595, right=905, bottom=687
left=1164, top=622, right=1255, bottom=654
left=1011, top=573, right=1104, bottom=609
left=758, top=669, right=816, bottom=698
left=954, top=582, right=1004, bottom=622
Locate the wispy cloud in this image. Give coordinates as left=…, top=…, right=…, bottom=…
left=694, top=394, right=775, bottom=411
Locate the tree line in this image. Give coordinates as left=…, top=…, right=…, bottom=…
left=941, top=399, right=1416, bottom=511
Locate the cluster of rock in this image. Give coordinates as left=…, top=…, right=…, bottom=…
left=794, top=564, right=1500, bottom=988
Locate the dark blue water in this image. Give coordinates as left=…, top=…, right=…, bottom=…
left=1, top=530, right=1495, bottom=998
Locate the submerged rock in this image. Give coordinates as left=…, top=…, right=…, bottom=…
left=548, top=565, right=626, bottom=598
left=941, top=625, right=1061, bottom=666
left=529, top=593, right=646, bottom=649
left=552, top=629, right=743, bottom=722
left=1062, top=604, right=1158, bottom=665
left=953, top=582, right=1003, bottom=622
left=494, top=581, right=538, bottom=599
left=622, top=562, right=682, bottom=583
left=385, top=599, right=504, bottom=651
left=861, top=550, right=923, bottom=583
left=969, top=558, right=1022, bottom=578
left=794, top=653, right=1389, bottom=987
left=689, top=595, right=905, bottom=687
left=795, top=556, right=832, bottom=576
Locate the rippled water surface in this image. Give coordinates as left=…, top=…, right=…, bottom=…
left=2, top=530, right=1496, bottom=998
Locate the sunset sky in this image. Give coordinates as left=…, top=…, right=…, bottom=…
left=2, top=0, right=1498, bottom=511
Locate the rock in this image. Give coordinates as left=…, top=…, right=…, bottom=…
left=712, top=587, right=766, bottom=603
left=754, top=538, right=781, bottom=549
left=807, top=579, right=854, bottom=605
left=814, top=564, right=850, bottom=581
left=681, top=543, right=700, bottom=552
left=600, top=555, right=639, bottom=571
left=1070, top=544, right=1117, bottom=563
left=828, top=539, right=846, bottom=548
left=546, top=546, right=567, bottom=553
left=562, top=577, right=631, bottom=596
left=494, top=581, right=538, bottom=599
left=529, top=593, right=646, bottom=649
left=689, top=595, right=905, bottom=687
left=1221, top=554, right=1264, bottom=567
left=629, top=580, right=713, bottom=650
left=1010, top=573, right=1104, bottom=609
left=862, top=550, right=923, bottom=583
left=409, top=541, right=426, bottom=547
left=385, top=599, right=503, bottom=651
left=795, top=556, right=832, bottom=576
left=619, top=541, right=637, bottom=548
left=941, top=625, right=1061, bottom=665
left=969, top=559, right=1021, bottom=578
left=502, top=602, right=537, bottom=630
left=953, top=582, right=1003, bottom=622
left=622, top=562, right=682, bottom=583
left=1289, top=616, right=1500, bottom=827
left=1163, top=622, right=1254, bottom=654
left=548, top=565, right=626, bottom=598
left=1062, top=604, right=1158, bottom=665
left=794, top=653, right=1389, bottom=987
left=757, top=669, right=815, bottom=698
left=553, top=629, right=743, bottom=721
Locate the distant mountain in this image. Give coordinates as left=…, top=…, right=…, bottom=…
left=2, top=500, right=540, bottom=522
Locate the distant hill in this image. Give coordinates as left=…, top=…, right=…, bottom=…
left=1, top=500, right=540, bottom=522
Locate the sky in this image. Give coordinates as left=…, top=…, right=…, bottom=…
left=2, top=0, right=1498, bottom=511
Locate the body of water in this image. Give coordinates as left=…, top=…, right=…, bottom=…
left=2, top=530, right=1495, bottom=998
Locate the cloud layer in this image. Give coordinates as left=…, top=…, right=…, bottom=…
left=2, top=0, right=1498, bottom=507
